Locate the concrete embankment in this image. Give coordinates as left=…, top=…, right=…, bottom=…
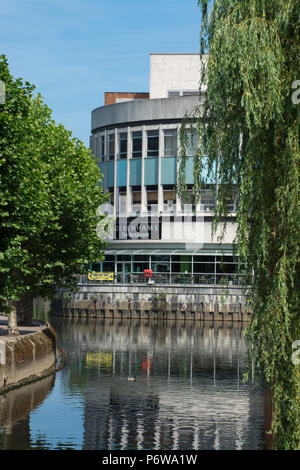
left=0, top=316, right=58, bottom=392
left=52, top=283, right=252, bottom=322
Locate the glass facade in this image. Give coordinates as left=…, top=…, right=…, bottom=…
left=132, top=131, right=142, bottom=158
left=163, top=129, right=177, bottom=157
left=186, top=129, right=198, bottom=156
left=147, top=129, right=159, bottom=157
left=118, top=132, right=127, bottom=159
left=100, top=135, right=105, bottom=162
left=108, top=133, right=115, bottom=161
left=93, top=123, right=236, bottom=220
left=91, top=96, right=237, bottom=288
left=88, top=253, right=245, bottom=286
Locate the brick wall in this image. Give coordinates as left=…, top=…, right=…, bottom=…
left=105, top=92, right=149, bottom=106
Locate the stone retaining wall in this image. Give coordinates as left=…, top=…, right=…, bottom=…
left=0, top=325, right=57, bottom=389
left=52, top=284, right=252, bottom=322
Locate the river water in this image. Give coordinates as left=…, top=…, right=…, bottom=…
left=0, top=309, right=266, bottom=451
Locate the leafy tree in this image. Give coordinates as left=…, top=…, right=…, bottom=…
left=178, top=1, right=300, bottom=449
left=0, top=55, right=107, bottom=326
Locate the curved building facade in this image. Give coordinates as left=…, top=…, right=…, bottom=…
left=90, top=54, right=239, bottom=285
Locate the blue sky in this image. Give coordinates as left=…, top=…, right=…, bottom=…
left=1, top=0, right=202, bottom=145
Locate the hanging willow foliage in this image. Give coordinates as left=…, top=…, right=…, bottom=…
left=178, top=0, right=300, bottom=449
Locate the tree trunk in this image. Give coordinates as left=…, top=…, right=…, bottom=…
left=16, top=296, right=34, bottom=326
left=8, top=308, right=19, bottom=336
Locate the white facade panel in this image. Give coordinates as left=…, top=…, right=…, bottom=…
left=150, top=54, right=206, bottom=99
left=161, top=220, right=237, bottom=244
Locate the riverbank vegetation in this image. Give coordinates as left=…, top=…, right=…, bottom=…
left=0, top=56, right=107, bottom=327
left=178, top=0, right=300, bottom=449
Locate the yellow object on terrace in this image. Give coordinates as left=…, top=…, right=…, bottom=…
left=88, top=272, right=114, bottom=281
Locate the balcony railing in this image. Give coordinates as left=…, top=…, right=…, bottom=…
left=77, top=272, right=252, bottom=287
left=117, top=203, right=236, bottom=217
left=146, top=204, right=159, bottom=215
left=163, top=203, right=175, bottom=214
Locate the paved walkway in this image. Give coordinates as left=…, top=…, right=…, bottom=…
left=0, top=315, right=44, bottom=338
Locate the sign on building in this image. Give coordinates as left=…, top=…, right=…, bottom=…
left=88, top=272, right=114, bottom=281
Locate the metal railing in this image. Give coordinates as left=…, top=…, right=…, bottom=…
left=77, top=272, right=252, bottom=287
left=114, top=202, right=236, bottom=218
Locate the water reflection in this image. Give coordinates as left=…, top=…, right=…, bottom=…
left=0, top=316, right=265, bottom=450
left=0, top=375, right=55, bottom=450
left=55, top=317, right=265, bottom=450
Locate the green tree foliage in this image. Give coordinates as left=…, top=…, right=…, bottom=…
left=0, top=56, right=107, bottom=313
left=178, top=1, right=300, bottom=449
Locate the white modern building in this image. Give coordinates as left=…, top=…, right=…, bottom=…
left=90, top=54, right=240, bottom=285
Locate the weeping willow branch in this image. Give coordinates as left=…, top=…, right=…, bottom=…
left=178, top=0, right=300, bottom=449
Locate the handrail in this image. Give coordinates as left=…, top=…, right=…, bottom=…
left=75, top=272, right=252, bottom=287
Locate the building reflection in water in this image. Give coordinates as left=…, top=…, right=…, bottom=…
left=53, top=317, right=265, bottom=450
left=0, top=317, right=265, bottom=450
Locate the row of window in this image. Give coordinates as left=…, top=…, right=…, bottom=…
left=110, top=188, right=235, bottom=215
left=167, top=90, right=200, bottom=97
left=96, top=128, right=200, bottom=162
left=102, top=255, right=239, bottom=262
left=91, top=254, right=243, bottom=276
left=122, top=186, right=236, bottom=214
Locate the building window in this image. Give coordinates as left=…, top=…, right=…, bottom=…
left=193, top=255, right=215, bottom=274
left=151, top=255, right=170, bottom=273
left=133, top=261, right=149, bottom=273
left=132, top=191, right=141, bottom=215
left=226, top=192, right=236, bottom=212
left=163, top=190, right=176, bottom=212
left=119, top=132, right=127, bottom=159
left=102, top=261, right=115, bottom=272
left=164, top=129, right=177, bottom=157
left=200, top=190, right=215, bottom=212
left=132, top=131, right=142, bottom=158
left=186, top=129, right=198, bottom=156
left=91, top=263, right=101, bottom=272
left=147, top=130, right=159, bottom=157
left=108, top=134, right=115, bottom=160
left=146, top=190, right=158, bottom=213
left=100, top=135, right=105, bottom=162
left=181, top=190, right=196, bottom=213
left=168, top=90, right=199, bottom=97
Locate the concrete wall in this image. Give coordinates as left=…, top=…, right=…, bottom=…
left=161, top=219, right=237, bottom=244
left=52, top=284, right=251, bottom=322
left=91, top=95, right=200, bottom=132
left=149, top=54, right=206, bottom=99
left=0, top=325, right=57, bottom=390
